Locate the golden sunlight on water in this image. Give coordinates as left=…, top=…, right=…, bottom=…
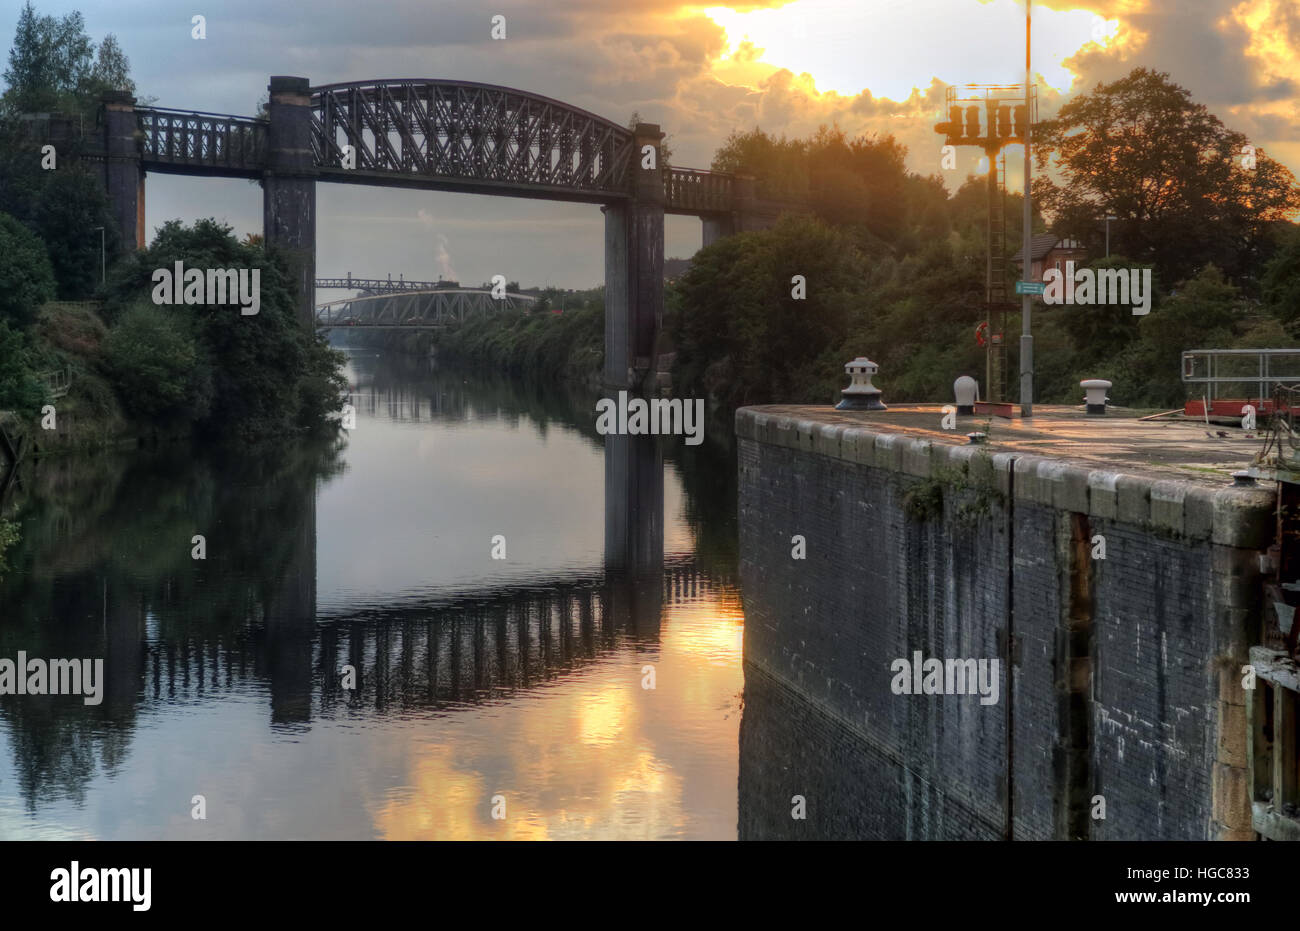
left=371, top=594, right=744, bottom=840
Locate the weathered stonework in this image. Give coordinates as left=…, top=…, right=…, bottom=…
left=736, top=406, right=1271, bottom=840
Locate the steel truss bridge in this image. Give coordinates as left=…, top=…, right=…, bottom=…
left=130, top=81, right=739, bottom=214
left=315, top=288, right=536, bottom=329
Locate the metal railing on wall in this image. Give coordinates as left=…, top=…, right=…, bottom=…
left=1181, top=349, right=1300, bottom=409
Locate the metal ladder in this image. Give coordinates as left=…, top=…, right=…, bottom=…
left=986, top=148, right=1009, bottom=402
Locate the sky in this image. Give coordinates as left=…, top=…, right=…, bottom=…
left=8, top=0, right=1299, bottom=289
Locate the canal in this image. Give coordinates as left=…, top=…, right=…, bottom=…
left=0, top=347, right=755, bottom=840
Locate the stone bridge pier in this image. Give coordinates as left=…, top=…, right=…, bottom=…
left=603, top=123, right=665, bottom=394
left=101, top=90, right=144, bottom=251
left=263, top=76, right=318, bottom=327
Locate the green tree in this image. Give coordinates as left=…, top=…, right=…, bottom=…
left=0, top=319, right=45, bottom=416
left=0, top=210, right=55, bottom=327
left=1054, top=255, right=1160, bottom=369
left=1262, top=224, right=1300, bottom=328
left=102, top=302, right=199, bottom=422
left=673, top=214, right=866, bottom=407
left=102, top=218, right=345, bottom=438
left=2, top=3, right=133, bottom=117
left=1112, top=265, right=1242, bottom=407
left=33, top=168, right=117, bottom=298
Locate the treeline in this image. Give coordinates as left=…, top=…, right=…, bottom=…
left=436, top=67, right=1300, bottom=413
left=434, top=288, right=605, bottom=387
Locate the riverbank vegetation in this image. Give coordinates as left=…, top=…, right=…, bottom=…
left=0, top=4, right=345, bottom=452
left=434, top=288, right=605, bottom=387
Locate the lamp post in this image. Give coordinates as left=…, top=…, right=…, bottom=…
left=1105, top=215, right=1117, bottom=258
left=1019, top=0, right=1033, bottom=417
left=92, top=226, right=105, bottom=286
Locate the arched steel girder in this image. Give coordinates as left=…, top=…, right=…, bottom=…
left=310, top=79, right=637, bottom=204
left=315, top=288, right=538, bottom=328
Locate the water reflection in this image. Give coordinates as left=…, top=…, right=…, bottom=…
left=0, top=349, right=744, bottom=839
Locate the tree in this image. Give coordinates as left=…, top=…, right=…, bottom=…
left=101, top=218, right=346, bottom=438
left=103, top=303, right=199, bottom=422
left=1054, top=255, right=1160, bottom=369
left=673, top=214, right=866, bottom=407
left=2, top=3, right=133, bottom=117
left=1116, top=265, right=1242, bottom=407
left=711, top=127, right=808, bottom=198
left=1033, top=68, right=1300, bottom=287
left=1262, top=224, right=1300, bottom=328
left=2, top=2, right=57, bottom=113
left=0, top=211, right=55, bottom=327
left=0, top=319, right=44, bottom=416
left=86, top=33, right=132, bottom=99
left=33, top=168, right=117, bottom=298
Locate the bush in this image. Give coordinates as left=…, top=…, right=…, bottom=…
left=35, top=301, right=108, bottom=359
left=0, top=211, right=55, bottom=328
left=103, top=302, right=198, bottom=422
left=0, top=319, right=45, bottom=416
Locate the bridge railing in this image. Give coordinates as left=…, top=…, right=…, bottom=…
left=665, top=167, right=733, bottom=214
left=316, top=278, right=454, bottom=293
left=137, top=106, right=268, bottom=173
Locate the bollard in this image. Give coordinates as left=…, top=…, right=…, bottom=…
left=835, top=357, right=887, bottom=411
left=1080, top=379, right=1112, bottom=415
left=954, top=376, right=978, bottom=415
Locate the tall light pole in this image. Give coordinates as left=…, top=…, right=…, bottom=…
left=1019, top=0, right=1033, bottom=417
left=92, top=226, right=105, bottom=286
left=1105, top=215, right=1117, bottom=258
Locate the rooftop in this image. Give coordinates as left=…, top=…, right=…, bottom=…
left=1010, top=234, right=1086, bottom=264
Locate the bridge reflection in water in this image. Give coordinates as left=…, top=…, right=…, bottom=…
left=137, top=562, right=721, bottom=726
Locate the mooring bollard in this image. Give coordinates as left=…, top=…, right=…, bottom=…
left=835, top=357, right=887, bottom=411
left=954, top=375, right=978, bottom=415
left=1081, top=379, right=1112, bottom=415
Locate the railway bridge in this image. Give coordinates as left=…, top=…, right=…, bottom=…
left=84, top=78, right=808, bottom=391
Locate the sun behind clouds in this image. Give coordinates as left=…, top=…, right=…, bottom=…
left=700, top=0, right=1124, bottom=98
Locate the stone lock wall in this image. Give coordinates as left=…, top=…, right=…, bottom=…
left=735, top=408, right=1271, bottom=840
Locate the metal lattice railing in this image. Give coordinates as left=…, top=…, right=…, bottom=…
left=137, top=107, right=267, bottom=173
left=665, top=167, right=733, bottom=213
left=1182, top=349, right=1300, bottom=408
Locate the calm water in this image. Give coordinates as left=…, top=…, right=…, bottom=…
left=0, top=348, right=747, bottom=840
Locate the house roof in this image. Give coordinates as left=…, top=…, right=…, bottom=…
left=1011, top=235, right=1088, bottom=264
left=1011, top=234, right=1064, bottom=264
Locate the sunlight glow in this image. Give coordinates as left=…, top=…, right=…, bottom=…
left=701, top=0, right=1130, bottom=99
